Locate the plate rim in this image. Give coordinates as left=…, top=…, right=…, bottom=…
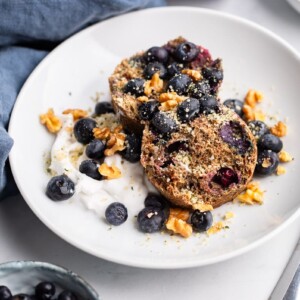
left=8, top=6, right=300, bottom=269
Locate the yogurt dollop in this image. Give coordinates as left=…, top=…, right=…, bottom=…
left=49, top=114, right=153, bottom=217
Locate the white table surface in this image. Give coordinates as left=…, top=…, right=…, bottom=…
left=1, top=0, right=300, bottom=299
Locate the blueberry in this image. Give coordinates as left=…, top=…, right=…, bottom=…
left=79, top=160, right=102, bottom=180
left=255, top=150, right=279, bottom=175
left=174, top=42, right=199, bottom=62
left=46, top=174, right=75, bottom=201
left=74, top=118, right=97, bottom=144
left=137, top=207, right=165, bottom=233
left=177, top=98, right=200, bottom=123
left=144, top=194, right=167, bottom=209
left=138, top=100, right=159, bottom=121
left=220, top=122, right=252, bottom=155
left=247, top=120, right=269, bottom=139
left=212, top=168, right=239, bottom=188
left=86, top=139, right=105, bottom=160
left=0, top=286, right=12, bottom=300
left=167, top=74, right=192, bottom=95
left=199, top=95, right=219, bottom=114
left=257, top=133, right=283, bottom=153
left=167, top=62, right=184, bottom=77
left=151, top=112, right=178, bottom=135
left=188, top=80, right=210, bottom=99
left=12, top=295, right=32, bottom=300
left=143, top=62, right=168, bottom=79
left=223, top=99, right=244, bottom=117
left=144, top=46, right=169, bottom=64
left=35, top=282, right=55, bottom=300
left=202, top=68, right=223, bottom=88
left=191, top=210, right=213, bottom=232
left=105, top=202, right=128, bottom=226
left=58, top=291, right=78, bottom=300
left=123, top=78, right=145, bottom=97
left=95, top=102, right=114, bottom=115
left=121, top=132, right=142, bottom=163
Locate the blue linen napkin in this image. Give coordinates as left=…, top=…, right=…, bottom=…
left=0, top=0, right=165, bottom=199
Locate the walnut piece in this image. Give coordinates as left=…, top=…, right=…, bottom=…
left=137, top=96, right=149, bottom=102
left=270, top=121, right=287, bottom=137
left=99, top=163, right=121, bottom=179
left=104, top=133, right=126, bottom=156
left=182, top=69, right=202, bottom=81
left=94, top=125, right=126, bottom=156
left=166, top=217, right=192, bottom=238
left=62, top=109, right=88, bottom=121
left=278, top=150, right=293, bottom=162
left=165, top=208, right=192, bottom=238
left=40, top=108, right=62, bottom=133
left=237, top=181, right=264, bottom=205
left=245, top=89, right=263, bottom=108
left=242, top=104, right=255, bottom=121
left=207, top=221, right=225, bottom=235
left=144, top=73, right=163, bottom=96
left=224, top=211, right=234, bottom=220
left=159, top=92, right=184, bottom=103
left=169, top=208, right=190, bottom=221
left=276, top=166, right=286, bottom=176
left=192, top=203, right=213, bottom=212
left=93, top=127, right=110, bottom=140
left=160, top=100, right=178, bottom=111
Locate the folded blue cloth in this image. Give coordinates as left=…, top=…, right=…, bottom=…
left=0, top=0, right=165, bottom=199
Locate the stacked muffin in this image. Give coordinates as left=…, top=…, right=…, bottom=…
left=109, top=37, right=257, bottom=210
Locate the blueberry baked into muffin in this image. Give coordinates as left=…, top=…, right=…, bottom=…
left=140, top=101, right=257, bottom=209
left=109, top=37, right=223, bottom=134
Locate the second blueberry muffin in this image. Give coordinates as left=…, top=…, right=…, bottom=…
left=140, top=100, right=257, bottom=209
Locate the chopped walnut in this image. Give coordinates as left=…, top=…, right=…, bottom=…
left=113, top=125, right=123, bottom=134
left=144, top=73, right=163, bottom=96
left=270, top=121, right=287, bottom=137
left=166, top=217, right=192, bottom=238
left=40, top=108, right=62, bottom=133
left=278, top=150, right=293, bottom=162
left=254, top=110, right=266, bottom=121
left=62, top=109, right=88, bottom=121
left=237, top=181, right=264, bottom=205
left=160, top=100, right=178, bottom=111
left=169, top=208, right=190, bottom=221
left=224, top=211, right=234, bottom=220
left=137, top=96, right=149, bottom=102
left=207, top=221, right=225, bottom=235
left=93, top=127, right=110, bottom=140
left=99, top=163, right=122, bottom=179
left=104, top=133, right=126, bottom=156
left=245, top=89, right=263, bottom=108
left=159, top=92, right=184, bottom=103
left=182, top=69, right=202, bottom=81
left=276, top=166, right=286, bottom=176
left=242, top=104, right=255, bottom=121
left=192, top=203, right=213, bottom=212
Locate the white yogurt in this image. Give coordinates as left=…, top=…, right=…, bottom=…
left=49, top=114, right=154, bottom=217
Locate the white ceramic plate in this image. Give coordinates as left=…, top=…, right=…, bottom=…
left=9, top=7, right=300, bottom=269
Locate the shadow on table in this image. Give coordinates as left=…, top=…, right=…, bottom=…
left=260, top=0, right=300, bottom=23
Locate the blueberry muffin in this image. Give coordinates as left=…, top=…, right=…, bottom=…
left=109, top=37, right=223, bottom=134
left=140, top=99, right=257, bottom=209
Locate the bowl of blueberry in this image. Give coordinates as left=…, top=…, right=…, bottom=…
left=0, top=261, right=99, bottom=300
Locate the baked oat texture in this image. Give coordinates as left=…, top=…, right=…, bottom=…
left=140, top=105, right=257, bottom=209
left=109, top=37, right=222, bottom=134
